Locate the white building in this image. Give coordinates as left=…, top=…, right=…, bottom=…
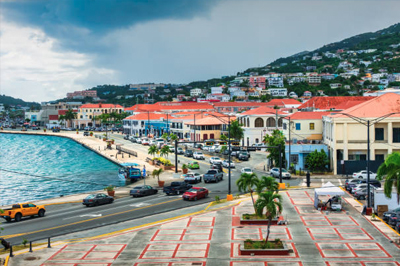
left=363, top=88, right=400, bottom=97
left=308, top=74, right=321, bottom=85
left=267, top=88, right=288, bottom=97
left=0, top=103, right=4, bottom=112
left=190, top=88, right=203, bottom=97
left=267, top=77, right=284, bottom=88
left=211, top=86, right=223, bottom=94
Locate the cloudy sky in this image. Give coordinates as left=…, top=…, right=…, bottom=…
left=1, top=0, right=399, bottom=102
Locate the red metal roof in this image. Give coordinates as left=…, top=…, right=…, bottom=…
left=289, top=111, right=331, bottom=120
left=212, top=102, right=269, bottom=107
left=49, top=115, right=59, bottom=120
left=266, top=99, right=301, bottom=107
left=80, top=104, right=123, bottom=109
left=297, top=96, right=375, bottom=110
left=240, top=106, right=287, bottom=116
left=125, top=113, right=168, bottom=121
left=126, top=102, right=214, bottom=112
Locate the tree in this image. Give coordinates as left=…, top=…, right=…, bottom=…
left=377, top=152, right=400, bottom=203
left=148, top=145, right=159, bottom=159
left=25, top=118, right=31, bottom=123
left=255, top=176, right=279, bottom=195
left=152, top=168, right=164, bottom=182
left=255, top=191, right=282, bottom=244
left=263, top=129, right=285, bottom=167
left=58, top=115, right=66, bottom=126
left=236, top=173, right=259, bottom=212
left=220, top=134, right=227, bottom=140
left=305, top=149, right=329, bottom=172
left=161, top=133, right=169, bottom=141
left=160, top=145, right=170, bottom=158
left=229, top=120, right=244, bottom=142
left=64, top=109, right=77, bottom=128
left=169, top=133, right=178, bottom=142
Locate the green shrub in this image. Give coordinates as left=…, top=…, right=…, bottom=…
left=215, top=195, right=220, bottom=203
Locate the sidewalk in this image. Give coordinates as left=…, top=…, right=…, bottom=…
left=4, top=186, right=400, bottom=266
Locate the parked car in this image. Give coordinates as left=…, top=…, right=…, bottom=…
left=222, top=160, right=235, bottom=168
left=156, top=138, right=165, bottom=148
left=182, top=187, right=209, bottom=201
left=238, top=151, right=250, bottom=161
left=388, top=212, right=400, bottom=226
left=136, top=138, right=142, bottom=144
left=184, top=173, right=202, bottom=184
left=383, top=207, right=400, bottom=222
left=163, top=181, right=192, bottom=195
left=83, top=131, right=89, bottom=136
left=194, top=143, right=203, bottom=149
left=130, top=185, right=158, bottom=197
left=204, top=169, right=223, bottom=183
left=188, top=161, right=200, bottom=170
left=193, top=151, right=205, bottom=160
left=184, top=150, right=193, bottom=157
left=351, top=183, right=375, bottom=194
left=270, top=167, right=291, bottom=179
left=345, top=179, right=361, bottom=191
left=82, top=193, right=114, bottom=207
left=209, top=157, right=222, bottom=164
left=131, top=137, right=139, bottom=143
left=52, top=128, right=60, bottom=132
left=347, top=179, right=381, bottom=192
left=149, top=139, right=157, bottom=146
left=167, top=145, right=175, bottom=153
left=202, top=146, right=210, bottom=151
left=141, top=138, right=150, bottom=145
left=209, top=145, right=220, bottom=153
left=31, top=126, right=40, bottom=130
left=352, top=170, right=377, bottom=180
left=395, top=222, right=400, bottom=232
left=353, top=188, right=369, bottom=200
left=241, top=167, right=253, bottom=175
left=176, top=147, right=184, bottom=154
left=124, top=135, right=130, bottom=140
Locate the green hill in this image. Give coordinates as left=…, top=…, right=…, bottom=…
left=0, top=95, right=40, bottom=108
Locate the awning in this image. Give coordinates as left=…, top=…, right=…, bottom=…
left=120, top=162, right=140, bottom=167
left=307, top=134, right=323, bottom=140
left=314, top=182, right=345, bottom=208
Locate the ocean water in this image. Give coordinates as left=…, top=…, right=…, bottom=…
left=0, top=133, right=122, bottom=206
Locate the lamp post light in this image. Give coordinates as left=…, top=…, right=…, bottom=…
left=331, top=111, right=400, bottom=208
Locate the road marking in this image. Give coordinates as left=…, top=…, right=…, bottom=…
left=338, top=179, right=342, bottom=185
left=1, top=198, right=181, bottom=239
left=80, top=214, right=102, bottom=217
left=302, top=178, right=306, bottom=187
left=130, top=203, right=150, bottom=207
left=321, top=178, right=324, bottom=186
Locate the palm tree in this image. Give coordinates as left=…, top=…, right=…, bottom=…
left=377, top=152, right=400, bottom=202
left=160, top=145, right=170, bottom=158
left=161, top=133, right=169, bottom=141
left=255, top=176, right=279, bottom=195
left=236, top=173, right=259, bottom=212
left=58, top=115, right=66, bottom=127
left=230, top=120, right=244, bottom=142
left=148, top=145, right=159, bottom=159
left=64, top=109, right=77, bottom=128
left=255, top=191, right=282, bottom=244
left=152, top=168, right=164, bottom=182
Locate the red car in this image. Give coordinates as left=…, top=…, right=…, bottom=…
left=182, top=187, right=208, bottom=201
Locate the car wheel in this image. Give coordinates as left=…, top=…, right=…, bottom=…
left=38, top=209, right=45, bottom=217
left=110, top=199, right=114, bottom=203
left=166, top=193, right=170, bottom=196
left=15, top=213, right=22, bottom=222
left=5, top=217, right=11, bottom=222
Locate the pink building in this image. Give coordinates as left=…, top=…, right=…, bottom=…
left=249, top=76, right=266, bottom=89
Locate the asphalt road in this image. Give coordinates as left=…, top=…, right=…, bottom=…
left=1, top=133, right=303, bottom=246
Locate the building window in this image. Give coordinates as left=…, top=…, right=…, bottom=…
left=295, top=123, right=301, bottom=130
left=375, top=128, right=384, bottom=141
left=375, top=154, right=384, bottom=161
left=393, top=128, right=400, bottom=143
left=278, top=118, right=283, bottom=127
left=80, top=115, right=83, bottom=119
left=255, top=118, right=264, bottom=127
left=255, top=138, right=259, bottom=143
left=309, top=123, right=315, bottom=130
left=266, top=117, right=276, bottom=127
left=283, top=123, right=287, bottom=130
left=290, top=154, right=299, bottom=164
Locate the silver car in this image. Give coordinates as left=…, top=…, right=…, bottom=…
left=270, top=167, right=291, bottom=179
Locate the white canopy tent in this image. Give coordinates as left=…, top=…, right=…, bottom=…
left=314, top=182, right=345, bottom=209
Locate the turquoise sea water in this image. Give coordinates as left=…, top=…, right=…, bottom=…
left=0, top=133, right=122, bottom=206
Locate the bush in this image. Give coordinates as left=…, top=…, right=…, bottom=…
left=215, top=195, right=220, bottom=203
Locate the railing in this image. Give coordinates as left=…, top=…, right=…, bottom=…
left=7, top=236, right=55, bottom=258
left=116, top=145, right=137, bottom=157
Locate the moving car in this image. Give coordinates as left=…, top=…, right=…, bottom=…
left=193, top=151, right=205, bottom=160
left=352, top=170, right=377, bottom=180
left=176, top=147, right=184, bottom=154
left=184, top=150, right=193, bottom=157
left=241, top=167, right=253, bottom=175
left=184, top=172, right=202, bottom=184
left=209, top=157, right=222, bottom=164
left=130, top=185, right=158, bottom=197
left=182, top=187, right=209, bottom=201
left=1, top=203, right=46, bottom=222
left=210, top=164, right=223, bottom=172
left=163, top=181, right=192, bottom=195
left=82, top=193, right=114, bottom=207
left=204, top=169, right=223, bottom=183
left=188, top=161, right=200, bottom=170
left=238, top=151, right=250, bottom=161
left=270, top=167, right=291, bottom=179
left=222, top=160, right=235, bottom=168
left=141, top=138, right=150, bottom=145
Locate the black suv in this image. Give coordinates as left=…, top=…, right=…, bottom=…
left=184, top=150, right=193, bottom=157
left=383, top=207, right=400, bottom=222
left=238, top=151, right=250, bottom=161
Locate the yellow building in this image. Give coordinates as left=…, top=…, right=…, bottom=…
left=74, top=103, right=124, bottom=128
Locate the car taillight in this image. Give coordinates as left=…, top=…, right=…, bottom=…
left=8, top=211, right=11, bottom=215
left=89, top=199, right=93, bottom=202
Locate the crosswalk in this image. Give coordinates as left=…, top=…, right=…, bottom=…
left=299, top=178, right=346, bottom=188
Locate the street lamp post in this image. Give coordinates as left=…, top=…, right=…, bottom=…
left=332, top=112, right=400, bottom=208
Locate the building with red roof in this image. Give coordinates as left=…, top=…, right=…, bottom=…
left=212, top=101, right=270, bottom=113
left=185, top=114, right=235, bottom=142
left=125, top=102, right=214, bottom=113
left=266, top=99, right=302, bottom=109
left=74, top=103, right=124, bottom=128
left=297, top=96, right=374, bottom=111
left=323, top=93, right=400, bottom=174
left=123, top=112, right=170, bottom=137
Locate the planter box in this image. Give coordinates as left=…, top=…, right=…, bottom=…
left=240, top=216, right=281, bottom=225
left=239, top=242, right=289, bottom=256
left=161, top=165, right=175, bottom=171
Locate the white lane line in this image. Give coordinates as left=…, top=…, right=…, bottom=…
left=321, top=179, right=325, bottom=186
left=338, top=179, right=342, bottom=185
left=302, top=178, right=306, bottom=187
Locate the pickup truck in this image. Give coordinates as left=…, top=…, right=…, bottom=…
left=184, top=173, right=202, bottom=184
left=1, top=203, right=46, bottom=222
left=163, top=181, right=193, bottom=195
left=204, top=169, right=223, bottom=183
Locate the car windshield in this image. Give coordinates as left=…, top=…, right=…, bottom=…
left=208, top=170, right=217, bottom=174
left=86, top=194, right=96, bottom=199
left=133, top=186, right=143, bottom=189
left=282, top=169, right=288, bottom=172
left=187, top=189, right=199, bottom=193
left=244, top=168, right=251, bottom=172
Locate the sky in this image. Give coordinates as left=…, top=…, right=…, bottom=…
left=1, top=0, right=399, bottom=102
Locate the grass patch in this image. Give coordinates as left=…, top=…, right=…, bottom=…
left=244, top=239, right=283, bottom=250
left=210, top=198, right=228, bottom=206
left=0, top=243, right=45, bottom=255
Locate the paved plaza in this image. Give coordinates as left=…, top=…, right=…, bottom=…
left=6, top=188, right=400, bottom=266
